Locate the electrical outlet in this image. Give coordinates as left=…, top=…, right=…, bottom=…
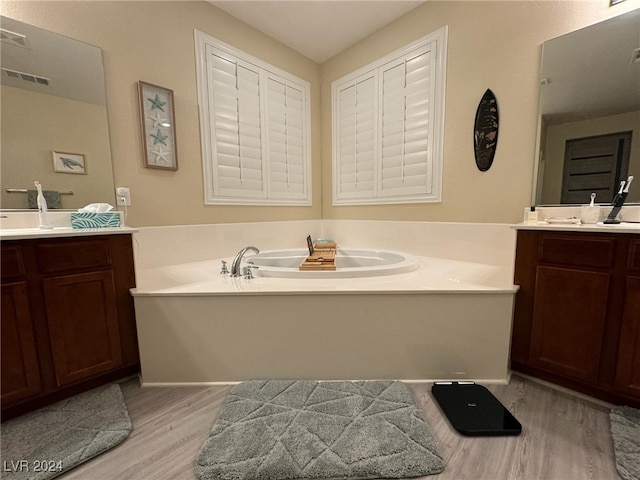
left=116, top=187, right=131, bottom=206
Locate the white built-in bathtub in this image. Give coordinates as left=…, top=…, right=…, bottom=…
left=251, top=248, right=419, bottom=278
left=131, top=221, right=518, bottom=386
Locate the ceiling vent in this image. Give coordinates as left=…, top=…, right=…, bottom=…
left=0, top=28, right=30, bottom=48
left=1, top=67, right=50, bottom=86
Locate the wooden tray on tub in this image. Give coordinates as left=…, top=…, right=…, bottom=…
left=299, top=244, right=337, bottom=271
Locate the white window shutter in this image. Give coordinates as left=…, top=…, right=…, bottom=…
left=380, top=45, right=434, bottom=198
left=331, top=28, right=446, bottom=205
left=266, top=77, right=307, bottom=199
left=196, top=32, right=311, bottom=205
left=335, top=74, right=376, bottom=200
left=209, top=50, right=265, bottom=198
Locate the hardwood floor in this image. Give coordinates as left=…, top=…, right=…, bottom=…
left=58, top=374, right=619, bottom=480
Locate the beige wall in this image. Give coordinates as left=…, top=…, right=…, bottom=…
left=321, top=0, right=638, bottom=223
left=1, top=1, right=322, bottom=226
left=2, top=1, right=637, bottom=226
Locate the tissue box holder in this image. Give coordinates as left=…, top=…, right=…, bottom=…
left=71, top=212, right=121, bottom=229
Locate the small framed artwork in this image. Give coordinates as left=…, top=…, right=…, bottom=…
left=53, top=151, right=87, bottom=174
left=138, top=81, right=178, bottom=170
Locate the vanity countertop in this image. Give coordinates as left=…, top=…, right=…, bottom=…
left=513, top=222, right=640, bottom=234
left=0, top=226, right=138, bottom=240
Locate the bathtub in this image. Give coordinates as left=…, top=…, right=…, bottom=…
left=131, top=221, right=518, bottom=386
left=250, top=248, right=419, bottom=278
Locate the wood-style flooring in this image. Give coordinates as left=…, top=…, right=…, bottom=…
left=58, top=374, right=619, bottom=480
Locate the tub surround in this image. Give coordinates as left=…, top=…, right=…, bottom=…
left=132, top=220, right=517, bottom=294
left=131, top=220, right=517, bottom=385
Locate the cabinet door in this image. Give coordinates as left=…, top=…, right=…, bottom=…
left=1, top=282, right=42, bottom=404
left=529, top=266, right=610, bottom=383
left=42, top=270, right=123, bottom=386
left=614, top=276, right=640, bottom=397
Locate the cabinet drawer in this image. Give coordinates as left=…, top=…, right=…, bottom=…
left=629, top=238, right=640, bottom=272
left=539, top=235, right=616, bottom=269
left=36, top=238, right=112, bottom=274
left=1, top=245, right=26, bottom=281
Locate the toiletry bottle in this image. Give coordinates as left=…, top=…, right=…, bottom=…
left=526, top=206, right=538, bottom=224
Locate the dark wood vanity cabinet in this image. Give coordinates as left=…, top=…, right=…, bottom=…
left=614, top=237, right=640, bottom=398
left=511, top=230, right=640, bottom=407
left=1, top=234, right=139, bottom=420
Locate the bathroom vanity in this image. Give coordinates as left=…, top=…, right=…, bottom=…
left=1, top=231, right=139, bottom=420
left=511, top=225, right=640, bottom=407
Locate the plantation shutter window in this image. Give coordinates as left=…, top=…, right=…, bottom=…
left=209, top=51, right=264, bottom=198
left=332, top=28, right=446, bottom=205
left=266, top=78, right=307, bottom=199
left=196, top=32, right=311, bottom=205
left=335, top=74, right=376, bottom=199
left=380, top=47, right=434, bottom=197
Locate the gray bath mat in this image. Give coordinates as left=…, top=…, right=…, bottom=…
left=611, top=405, right=640, bottom=480
left=195, top=380, right=444, bottom=480
left=1, top=384, right=131, bottom=480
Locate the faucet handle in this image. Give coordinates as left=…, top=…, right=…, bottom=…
left=245, top=264, right=258, bottom=280
left=220, top=260, right=229, bottom=275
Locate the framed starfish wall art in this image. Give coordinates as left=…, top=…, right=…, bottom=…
left=138, top=81, right=178, bottom=170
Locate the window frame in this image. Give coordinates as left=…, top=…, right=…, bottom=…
left=195, top=30, right=312, bottom=206
left=331, top=27, right=447, bottom=206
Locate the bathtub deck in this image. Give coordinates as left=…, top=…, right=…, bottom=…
left=131, top=255, right=518, bottom=296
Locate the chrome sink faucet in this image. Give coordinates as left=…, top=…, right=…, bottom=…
left=230, top=246, right=259, bottom=277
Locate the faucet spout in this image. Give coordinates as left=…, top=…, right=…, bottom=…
left=231, top=246, right=259, bottom=277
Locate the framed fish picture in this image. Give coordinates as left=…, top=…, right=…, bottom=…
left=53, top=151, right=87, bottom=174
left=138, top=81, right=178, bottom=170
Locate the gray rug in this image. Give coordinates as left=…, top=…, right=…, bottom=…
left=1, top=384, right=131, bottom=480
left=195, top=380, right=444, bottom=480
left=611, top=405, right=640, bottom=480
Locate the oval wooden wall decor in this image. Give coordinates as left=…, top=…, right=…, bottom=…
left=474, top=89, right=499, bottom=172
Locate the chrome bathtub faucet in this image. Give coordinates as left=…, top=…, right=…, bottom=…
left=230, top=246, right=259, bottom=277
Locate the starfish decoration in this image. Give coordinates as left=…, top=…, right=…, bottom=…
left=150, top=129, right=168, bottom=145
left=147, top=110, right=167, bottom=128
left=151, top=146, right=170, bottom=164
left=147, top=94, right=166, bottom=111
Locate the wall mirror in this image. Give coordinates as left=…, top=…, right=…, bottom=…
left=534, top=8, right=640, bottom=206
left=0, top=15, right=116, bottom=210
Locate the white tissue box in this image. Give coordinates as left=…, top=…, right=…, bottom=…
left=71, top=212, right=121, bottom=229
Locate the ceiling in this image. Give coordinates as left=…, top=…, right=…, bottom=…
left=209, top=1, right=425, bottom=63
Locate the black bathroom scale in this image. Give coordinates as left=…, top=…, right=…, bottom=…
left=432, top=381, right=522, bottom=436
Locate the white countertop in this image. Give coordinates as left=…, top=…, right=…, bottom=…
left=131, top=256, right=518, bottom=296
left=0, top=226, right=138, bottom=240
left=513, top=221, right=640, bottom=234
